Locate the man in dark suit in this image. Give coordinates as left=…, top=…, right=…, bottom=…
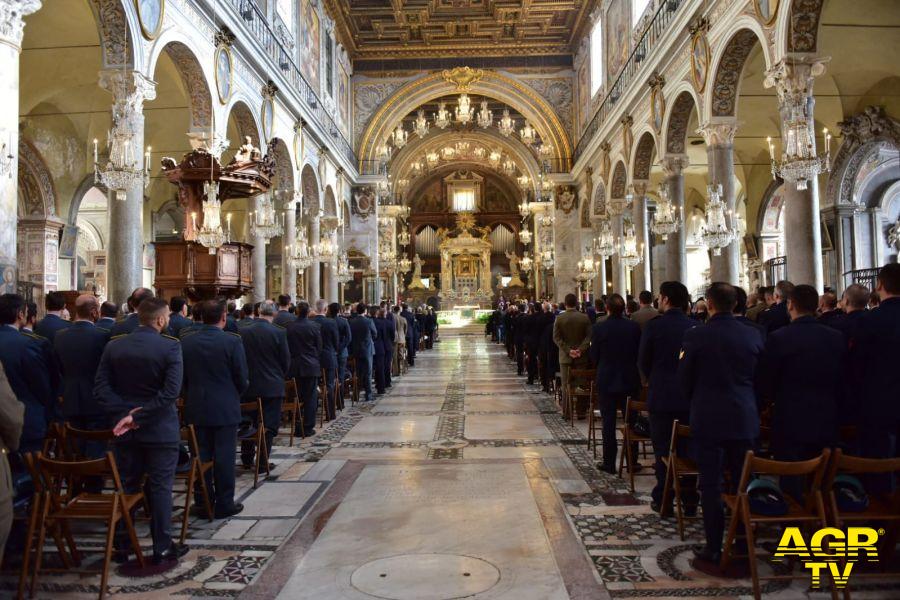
left=35, top=291, right=71, bottom=342
left=678, top=282, right=763, bottom=565
left=0, top=294, right=53, bottom=453
left=817, top=291, right=843, bottom=327
left=756, top=284, right=845, bottom=498
left=54, top=294, right=110, bottom=472
left=224, top=301, right=239, bottom=333
left=329, top=302, right=351, bottom=407
left=181, top=300, right=249, bottom=519
left=382, top=302, right=396, bottom=386
left=96, top=301, right=118, bottom=332
left=734, top=286, right=766, bottom=340
left=638, top=281, right=697, bottom=512
left=525, top=304, right=543, bottom=385
left=179, top=303, right=203, bottom=338
left=513, top=306, right=528, bottom=376
left=758, top=280, right=793, bottom=334
left=110, top=287, right=154, bottom=336
left=372, top=307, right=394, bottom=395
left=400, top=303, right=417, bottom=366
left=538, top=302, right=557, bottom=393
left=349, top=303, right=378, bottom=402
left=852, top=263, right=900, bottom=478
left=274, top=294, right=296, bottom=328
left=237, top=303, right=256, bottom=328
left=312, top=299, right=339, bottom=419
left=95, top=297, right=188, bottom=564
left=286, top=301, right=322, bottom=436
left=167, top=296, right=192, bottom=338
left=238, top=300, right=290, bottom=471
left=830, top=283, right=869, bottom=344
left=589, top=294, right=642, bottom=473
left=0, top=362, right=24, bottom=566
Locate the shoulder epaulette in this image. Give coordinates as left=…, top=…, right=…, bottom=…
left=179, top=329, right=198, bottom=339
left=110, top=333, right=128, bottom=341
left=161, top=334, right=180, bottom=342
left=273, top=323, right=286, bottom=330
left=20, top=331, right=46, bottom=341
left=226, top=331, right=242, bottom=338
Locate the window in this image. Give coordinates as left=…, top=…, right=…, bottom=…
left=590, top=21, right=603, bottom=96
left=452, top=188, right=476, bottom=212
left=325, top=34, right=334, bottom=97
left=632, top=0, right=652, bottom=26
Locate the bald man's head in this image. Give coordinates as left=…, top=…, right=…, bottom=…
left=74, top=294, right=100, bottom=322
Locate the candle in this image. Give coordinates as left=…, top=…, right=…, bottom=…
left=226, top=213, right=232, bottom=241
left=93, top=138, right=98, bottom=164
left=824, top=127, right=831, bottom=154
left=766, top=136, right=775, bottom=160
left=144, top=146, right=151, bottom=175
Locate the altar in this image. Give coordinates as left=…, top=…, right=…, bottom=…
left=437, top=213, right=494, bottom=309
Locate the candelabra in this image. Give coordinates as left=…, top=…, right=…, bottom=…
left=519, top=228, right=532, bottom=245
left=249, top=192, right=284, bottom=242
left=455, top=93, right=475, bottom=124
left=619, top=219, right=643, bottom=268
left=391, top=123, right=408, bottom=149
left=520, top=121, right=537, bottom=146
left=434, top=102, right=451, bottom=129
left=699, top=183, right=737, bottom=256
left=414, top=109, right=430, bottom=139
left=767, top=119, right=831, bottom=191
left=595, top=219, right=616, bottom=258
left=498, top=108, right=515, bottom=137
left=650, top=184, right=681, bottom=241
left=196, top=181, right=227, bottom=254
left=477, top=101, right=493, bottom=128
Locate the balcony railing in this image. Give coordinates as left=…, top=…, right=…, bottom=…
left=843, top=267, right=879, bottom=291
left=228, top=0, right=356, bottom=166
left=574, top=0, right=686, bottom=163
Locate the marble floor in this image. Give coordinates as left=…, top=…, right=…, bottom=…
left=5, top=329, right=898, bottom=599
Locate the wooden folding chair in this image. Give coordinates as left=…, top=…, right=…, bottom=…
left=317, top=369, right=329, bottom=427
left=282, top=379, right=303, bottom=447
left=566, top=368, right=595, bottom=426
left=348, top=357, right=359, bottom=405
left=587, top=381, right=601, bottom=458
left=721, top=450, right=837, bottom=600
left=175, top=425, right=214, bottom=543
left=823, top=449, right=900, bottom=596
left=62, top=424, right=115, bottom=493
left=659, top=420, right=700, bottom=540
left=238, top=399, right=269, bottom=488
left=31, top=452, right=145, bottom=600
left=617, top=395, right=654, bottom=492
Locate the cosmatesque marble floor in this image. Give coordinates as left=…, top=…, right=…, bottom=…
left=4, top=328, right=898, bottom=599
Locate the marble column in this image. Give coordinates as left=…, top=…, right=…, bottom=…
left=631, top=181, right=652, bottom=292
left=281, top=194, right=297, bottom=299
left=766, top=58, right=828, bottom=291
left=323, top=229, right=338, bottom=301
left=250, top=195, right=267, bottom=302
left=661, top=155, right=688, bottom=283
left=307, top=216, right=320, bottom=300
left=611, top=214, right=628, bottom=296
left=595, top=256, right=607, bottom=298
left=99, top=70, right=156, bottom=306
left=700, top=121, right=740, bottom=285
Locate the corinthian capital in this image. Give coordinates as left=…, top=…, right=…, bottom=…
left=764, top=56, right=830, bottom=107
left=660, top=154, right=690, bottom=176
left=0, top=0, right=41, bottom=48
left=697, top=120, right=738, bottom=147
left=99, top=70, right=157, bottom=131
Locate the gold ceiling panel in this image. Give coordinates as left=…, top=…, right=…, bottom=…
left=326, top=0, right=594, bottom=59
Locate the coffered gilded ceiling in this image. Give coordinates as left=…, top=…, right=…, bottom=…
left=326, top=0, right=596, bottom=59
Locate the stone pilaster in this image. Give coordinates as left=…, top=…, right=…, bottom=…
left=250, top=195, right=268, bottom=302
left=699, top=120, right=740, bottom=285
left=307, top=215, right=320, bottom=300
left=631, top=180, right=651, bottom=292
left=0, top=0, right=42, bottom=292
left=661, top=155, right=689, bottom=283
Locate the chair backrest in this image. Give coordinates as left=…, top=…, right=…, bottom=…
left=36, top=451, right=125, bottom=495
left=668, top=420, right=692, bottom=459
left=239, top=399, right=263, bottom=416
left=180, top=424, right=202, bottom=459
left=568, top=369, right=595, bottom=390
left=736, top=449, right=831, bottom=505
left=825, top=448, right=900, bottom=479
left=625, top=397, right=650, bottom=416
left=41, top=422, right=68, bottom=459
left=285, top=379, right=298, bottom=401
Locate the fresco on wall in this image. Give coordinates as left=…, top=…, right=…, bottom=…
left=301, top=0, right=320, bottom=94
left=339, top=64, right=350, bottom=134
left=577, top=62, right=589, bottom=132
left=606, top=0, right=630, bottom=86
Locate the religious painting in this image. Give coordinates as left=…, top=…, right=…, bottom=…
left=352, top=186, right=376, bottom=219
left=556, top=186, right=576, bottom=215
left=606, top=0, right=630, bottom=86
left=754, top=0, right=779, bottom=26
left=261, top=95, right=274, bottom=143
left=338, top=64, right=350, bottom=132
left=691, top=30, right=711, bottom=94
left=136, top=0, right=164, bottom=40
left=1, top=265, right=14, bottom=294
left=59, top=225, right=78, bottom=259
left=214, top=44, right=233, bottom=105
left=651, top=86, right=665, bottom=134
left=301, top=0, right=321, bottom=94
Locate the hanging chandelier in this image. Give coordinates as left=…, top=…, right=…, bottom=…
left=768, top=120, right=831, bottom=191
left=336, top=252, right=353, bottom=283
left=392, top=123, right=408, bottom=149
left=519, top=197, right=531, bottom=218
left=414, top=109, right=430, bottom=139
left=488, top=149, right=502, bottom=169
left=398, top=227, right=411, bottom=247
left=472, top=146, right=486, bottom=161
left=619, top=219, right=642, bottom=268
left=519, top=227, right=532, bottom=245
left=477, top=101, right=493, bottom=128
left=250, top=192, right=284, bottom=242
left=376, top=143, right=391, bottom=161
left=455, top=93, right=475, bottom=124
left=699, top=183, right=736, bottom=256
left=539, top=212, right=555, bottom=228
left=520, top=121, right=537, bottom=146
left=316, top=234, right=337, bottom=262
left=93, top=129, right=142, bottom=201
left=410, top=160, right=423, bottom=176
left=455, top=141, right=470, bottom=156
left=440, top=146, right=456, bottom=161
left=520, top=252, right=533, bottom=271
left=434, top=102, right=451, bottom=129
left=577, top=256, right=598, bottom=281
left=426, top=151, right=439, bottom=170
left=196, top=181, right=227, bottom=253
left=398, top=255, right=412, bottom=273
left=540, top=248, right=554, bottom=270
left=502, top=157, right=516, bottom=177
left=498, top=108, right=515, bottom=137
left=595, top=219, right=615, bottom=258
left=650, top=184, right=681, bottom=241
left=516, top=174, right=531, bottom=190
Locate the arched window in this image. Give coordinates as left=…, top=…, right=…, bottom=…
left=590, top=21, right=603, bottom=96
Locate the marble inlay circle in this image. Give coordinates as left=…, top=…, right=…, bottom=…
left=350, top=553, right=501, bottom=599
left=427, top=438, right=469, bottom=450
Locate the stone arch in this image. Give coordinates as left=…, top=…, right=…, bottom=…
left=149, top=39, right=213, bottom=131
left=631, top=131, right=657, bottom=182
left=708, top=25, right=769, bottom=118
left=300, top=164, right=320, bottom=214
left=358, top=70, right=572, bottom=172
left=86, top=0, right=142, bottom=69
left=775, top=0, right=826, bottom=57
left=225, top=97, right=264, bottom=148
left=323, top=186, right=337, bottom=217
left=17, top=139, right=57, bottom=218
left=756, top=179, right=786, bottom=235
left=610, top=161, right=628, bottom=200
left=663, top=88, right=701, bottom=155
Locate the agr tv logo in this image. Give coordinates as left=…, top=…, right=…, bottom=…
left=773, top=527, right=882, bottom=588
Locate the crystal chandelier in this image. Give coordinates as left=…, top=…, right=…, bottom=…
left=595, top=219, right=616, bottom=257
left=455, top=141, right=470, bottom=157
left=768, top=120, right=831, bottom=191
left=539, top=213, right=555, bottom=228
left=517, top=174, right=530, bottom=190
left=250, top=193, right=284, bottom=242
left=398, top=227, right=410, bottom=247
left=426, top=151, right=439, bottom=169
left=577, top=256, right=598, bottom=281
left=434, top=102, right=451, bottom=129
left=336, top=252, right=353, bottom=283
left=520, top=122, right=537, bottom=146
left=455, top=93, right=475, bottom=124
left=196, top=181, right=227, bottom=254
left=472, top=146, right=486, bottom=161
left=440, top=146, right=456, bottom=161
left=699, top=183, right=736, bottom=256
left=619, top=219, right=642, bottom=268
left=519, top=197, right=531, bottom=218
left=650, top=184, right=681, bottom=241
left=498, top=108, right=515, bottom=137
left=316, top=234, right=337, bottom=262
left=94, top=128, right=142, bottom=201
left=519, top=227, right=532, bottom=244
left=540, top=248, right=554, bottom=270
left=414, top=109, right=430, bottom=139
left=477, top=101, right=493, bottom=128
left=392, top=123, right=408, bottom=149
left=398, top=256, right=412, bottom=273
left=520, top=252, right=533, bottom=271
left=488, top=149, right=502, bottom=169
left=376, top=143, right=391, bottom=161
left=537, top=142, right=553, bottom=158
left=410, top=160, right=423, bottom=176
left=502, top=157, right=516, bottom=177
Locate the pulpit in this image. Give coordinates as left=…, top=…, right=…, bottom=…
left=154, top=241, right=253, bottom=301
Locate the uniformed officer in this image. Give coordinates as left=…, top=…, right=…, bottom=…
left=95, top=297, right=187, bottom=564
left=0, top=362, right=24, bottom=566
left=678, top=282, right=763, bottom=566
left=238, top=300, right=290, bottom=471
left=274, top=294, right=296, bottom=328
left=525, top=303, right=543, bottom=385
left=181, top=300, right=249, bottom=519
left=372, top=307, right=394, bottom=395
left=590, top=294, right=642, bottom=472
left=513, top=305, right=528, bottom=376
left=382, top=302, right=396, bottom=387
left=349, top=303, right=378, bottom=402
left=0, top=294, right=54, bottom=453
left=237, top=303, right=256, bottom=328
left=538, top=302, right=557, bottom=393
left=734, top=286, right=766, bottom=340
left=109, top=287, right=154, bottom=336
left=400, top=303, right=417, bottom=366
left=553, top=294, right=592, bottom=409
left=35, top=290, right=72, bottom=342
left=96, top=301, right=119, bottom=332
left=311, top=299, right=340, bottom=419
left=758, top=280, right=793, bottom=334
left=167, top=296, right=192, bottom=337
left=178, top=303, right=203, bottom=338
left=286, top=301, right=323, bottom=436
left=638, top=281, right=697, bottom=512
left=329, top=302, right=351, bottom=407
